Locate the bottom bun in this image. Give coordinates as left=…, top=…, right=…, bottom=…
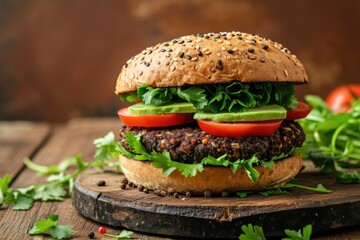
left=119, top=154, right=303, bottom=195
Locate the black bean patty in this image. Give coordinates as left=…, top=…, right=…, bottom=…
left=119, top=120, right=305, bottom=164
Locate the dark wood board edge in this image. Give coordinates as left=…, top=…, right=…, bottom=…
left=73, top=176, right=360, bottom=239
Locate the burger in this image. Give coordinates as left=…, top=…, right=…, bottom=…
left=114, top=31, right=311, bottom=196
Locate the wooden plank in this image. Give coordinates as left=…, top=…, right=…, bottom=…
left=72, top=168, right=360, bottom=238
left=0, top=118, right=359, bottom=239
left=0, top=118, right=155, bottom=239
left=0, top=121, right=50, bottom=178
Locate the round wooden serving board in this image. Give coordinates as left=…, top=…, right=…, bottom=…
left=72, top=166, right=360, bottom=238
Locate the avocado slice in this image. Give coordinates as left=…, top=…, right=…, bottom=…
left=194, top=105, right=286, bottom=122
left=128, top=102, right=197, bottom=115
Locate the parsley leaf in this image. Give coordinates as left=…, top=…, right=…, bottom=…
left=11, top=193, right=34, bottom=210
left=29, top=214, right=73, bottom=239
left=0, top=173, right=11, bottom=207
left=283, top=224, right=312, bottom=240
left=239, top=224, right=266, bottom=240
left=117, top=229, right=134, bottom=239
left=238, top=224, right=313, bottom=240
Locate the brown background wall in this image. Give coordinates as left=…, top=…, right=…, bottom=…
left=0, top=0, right=359, bottom=122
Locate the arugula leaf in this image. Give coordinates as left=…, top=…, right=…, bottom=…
left=236, top=191, right=252, bottom=198
left=29, top=214, right=73, bottom=239
left=125, top=132, right=203, bottom=177
left=239, top=224, right=266, bottom=240
left=177, top=86, right=207, bottom=109
left=283, top=224, right=312, bottom=240
left=283, top=180, right=332, bottom=193
left=136, top=82, right=297, bottom=113
left=299, top=95, right=360, bottom=183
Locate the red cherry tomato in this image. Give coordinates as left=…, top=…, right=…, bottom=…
left=286, top=101, right=313, bottom=120
left=117, top=107, right=195, bottom=127
left=196, top=119, right=283, bottom=137
left=98, top=227, right=107, bottom=235
left=326, top=84, right=360, bottom=113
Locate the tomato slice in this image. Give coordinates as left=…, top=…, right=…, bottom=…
left=286, top=101, right=313, bottom=120
left=325, top=84, right=360, bottom=113
left=117, top=107, right=195, bottom=127
left=197, top=119, right=283, bottom=137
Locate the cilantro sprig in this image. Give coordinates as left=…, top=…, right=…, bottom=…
left=29, top=214, right=73, bottom=239
left=299, top=95, right=360, bottom=183
left=239, top=224, right=312, bottom=240
left=133, top=82, right=297, bottom=113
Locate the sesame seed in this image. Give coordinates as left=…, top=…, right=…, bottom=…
left=165, top=53, right=170, bottom=58
left=221, top=32, right=226, bottom=36
left=186, top=55, right=192, bottom=60
left=248, top=48, right=255, bottom=53
left=191, top=57, right=198, bottom=62
left=160, top=49, right=166, bottom=52
left=216, top=64, right=223, bottom=70
left=170, top=65, right=176, bottom=71
left=178, top=40, right=184, bottom=44
left=179, top=52, right=184, bottom=58
left=249, top=55, right=257, bottom=60
left=214, top=35, right=220, bottom=40
left=195, top=38, right=202, bottom=43
left=217, top=39, right=223, bottom=43
left=232, top=47, right=238, bottom=51
left=180, top=60, right=185, bottom=65
left=198, top=51, right=203, bottom=56
left=145, top=62, right=150, bottom=67
left=194, top=64, right=200, bottom=70
left=195, top=45, right=200, bottom=50
left=187, top=39, right=192, bottom=43
left=227, top=50, right=234, bottom=54
left=263, top=44, right=269, bottom=50
left=148, top=49, right=152, bottom=54
left=157, top=61, right=161, bottom=65
left=130, top=73, right=135, bottom=79
left=221, top=46, right=226, bottom=51
left=205, top=35, right=210, bottom=39
left=164, top=43, right=169, bottom=47
left=204, top=50, right=211, bottom=55
left=284, top=69, right=288, bottom=76
left=238, top=36, right=243, bottom=40
left=168, top=49, right=172, bottom=52
left=260, top=58, right=266, bottom=63
left=251, top=39, right=257, bottom=44
left=142, top=50, right=147, bottom=55
left=217, top=59, right=222, bottom=65
left=124, top=63, right=128, bottom=68
left=139, top=71, right=143, bottom=76
left=172, top=39, right=178, bottom=44
left=225, top=41, right=230, bottom=45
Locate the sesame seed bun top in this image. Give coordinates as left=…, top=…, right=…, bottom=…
left=115, top=31, right=308, bottom=95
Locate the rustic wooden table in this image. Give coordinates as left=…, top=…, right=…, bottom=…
left=0, top=119, right=359, bottom=240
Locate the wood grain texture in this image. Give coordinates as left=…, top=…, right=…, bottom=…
left=0, top=118, right=359, bottom=239
left=72, top=168, right=360, bottom=238
left=0, top=121, right=50, bottom=177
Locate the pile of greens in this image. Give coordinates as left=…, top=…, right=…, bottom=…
left=121, top=82, right=298, bottom=112
left=299, top=96, right=360, bottom=183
